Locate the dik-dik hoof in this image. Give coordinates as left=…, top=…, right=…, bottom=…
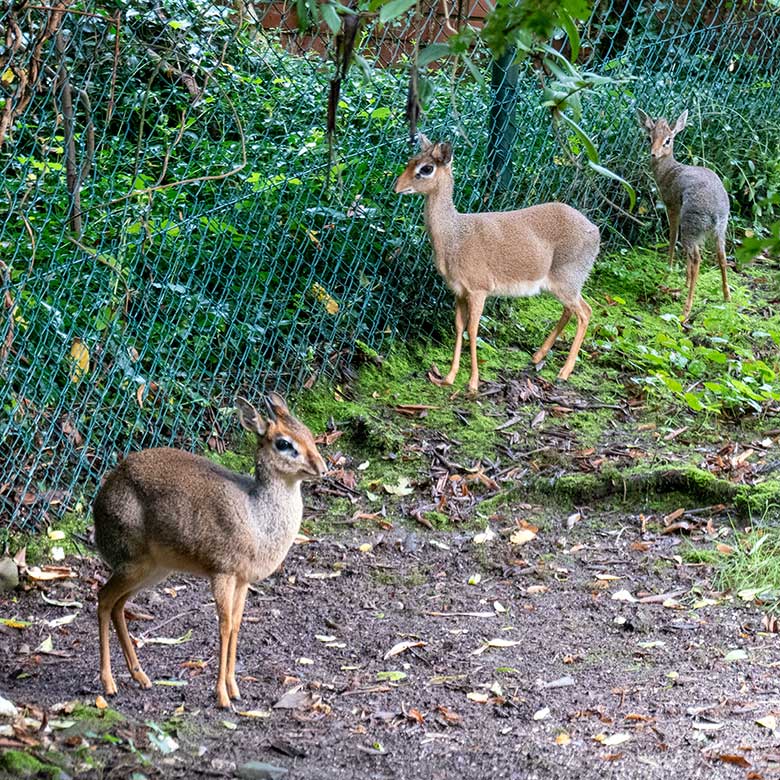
left=102, top=675, right=117, bottom=696
left=132, top=668, right=152, bottom=689
left=227, top=679, right=241, bottom=700
left=216, top=688, right=231, bottom=709
left=428, top=369, right=455, bottom=388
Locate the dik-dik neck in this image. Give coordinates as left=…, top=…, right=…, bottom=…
left=252, top=459, right=301, bottom=502
left=651, top=153, right=684, bottom=186
left=423, top=174, right=459, bottom=255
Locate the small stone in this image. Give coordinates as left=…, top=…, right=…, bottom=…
left=236, top=761, right=288, bottom=780
left=209, top=758, right=235, bottom=774
left=0, top=695, right=18, bottom=719
left=0, top=558, right=19, bottom=592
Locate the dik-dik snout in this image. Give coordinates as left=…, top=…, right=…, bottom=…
left=94, top=392, right=326, bottom=709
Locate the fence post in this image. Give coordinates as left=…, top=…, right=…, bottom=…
left=487, top=47, right=519, bottom=197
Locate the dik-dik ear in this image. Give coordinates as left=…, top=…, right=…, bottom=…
left=417, top=132, right=432, bottom=150
left=672, top=109, right=688, bottom=135
left=264, top=391, right=290, bottom=421
left=432, top=142, right=452, bottom=165
left=635, top=108, right=654, bottom=133
left=236, top=397, right=268, bottom=436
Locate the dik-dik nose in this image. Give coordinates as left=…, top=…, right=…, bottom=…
left=311, top=452, right=328, bottom=477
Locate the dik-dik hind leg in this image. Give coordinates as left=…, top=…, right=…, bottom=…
left=558, top=297, right=592, bottom=381
left=434, top=297, right=468, bottom=387
left=226, top=582, right=249, bottom=700
left=466, top=292, right=487, bottom=395
left=211, top=574, right=237, bottom=709
left=98, top=564, right=160, bottom=695
left=532, top=308, right=573, bottom=366
left=716, top=235, right=731, bottom=301
left=682, top=246, right=702, bottom=321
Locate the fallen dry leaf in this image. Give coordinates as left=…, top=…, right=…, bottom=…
left=437, top=705, right=461, bottom=725
left=594, top=732, right=632, bottom=747
left=471, top=638, right=521, bottom=656
left=717, top=754, right=750, bottom=768
left=384, top=640, right=426, bottom=660
left=26, top=565, right=76, bottom=582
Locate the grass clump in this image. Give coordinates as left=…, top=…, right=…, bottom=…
left=711, top=528, right=780, bottom=609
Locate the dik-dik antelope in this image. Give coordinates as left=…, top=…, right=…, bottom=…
left=636, top=108, right=730, bottom=320
left=394, top=135, right=600, bottom=394
left=94, top=393, right=326, bottom=708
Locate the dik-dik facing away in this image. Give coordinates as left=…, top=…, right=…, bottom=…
left=395, top=136, right=600, bottom=394
left=636, top=109, right=730, bottom=320
left=94, top=394, right=326, bottom=708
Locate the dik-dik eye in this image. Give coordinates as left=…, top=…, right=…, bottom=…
left=663, top=137, right=671, bottom=146
left=417, top=164, right=434, bottom=177
left=274, top=438, right=297, bottom=455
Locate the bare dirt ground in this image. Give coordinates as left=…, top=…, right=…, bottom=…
left=2, top=506, right=780, bottom=780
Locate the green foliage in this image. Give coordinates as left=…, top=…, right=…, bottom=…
left=590, top=251, right=780, bottom=416
left=709, top=528, right=780, bottom=611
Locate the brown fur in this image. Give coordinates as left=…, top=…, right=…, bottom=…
left=93, top=393, right=326, bottom=708
left=394, top=136, right=600, bottom=393
left=636, top=108, right=730, bottom=320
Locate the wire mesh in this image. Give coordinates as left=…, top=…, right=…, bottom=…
left=1, top=0, right=778, bottom=531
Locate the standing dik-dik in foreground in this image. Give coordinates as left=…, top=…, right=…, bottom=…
left=636, top=108, right=730, bottom=320
left=394, top=135, right=600, bottom=394
left=94, top=394, right=326, bottom=708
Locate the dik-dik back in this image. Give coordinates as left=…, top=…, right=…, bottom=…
left=94, top=393, right=327, bottom=708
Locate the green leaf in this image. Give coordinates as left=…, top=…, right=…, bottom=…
left=417, top=43, right=451, bottom=67
left=586, top=160, right=637, bottom=211
left=684, top=392, right=704, bottom=412
left=460, top=54, right=485, bottom=87
left=559, top=11, right=580, bottom=62
left=376, top=670, right=407, bottom=681
left=379, top=0, right=418, bottom=24
left=555, top=112, right=598, bottom=161
left=320, top=3, right=341, bottom=34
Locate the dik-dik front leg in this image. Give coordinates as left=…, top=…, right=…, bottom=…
left=432, top=296, right=468, bottom=387
left=666, top=207, right=680, bottom=270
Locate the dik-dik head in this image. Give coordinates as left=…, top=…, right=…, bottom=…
left=394, top=134, right=453, bottom=196
left=236, top=393, right=327, bottom=480
left=636, top=108, right=688, bottom=160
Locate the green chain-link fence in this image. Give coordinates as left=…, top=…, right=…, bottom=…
left=1, top=0, right=778, bottom=531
